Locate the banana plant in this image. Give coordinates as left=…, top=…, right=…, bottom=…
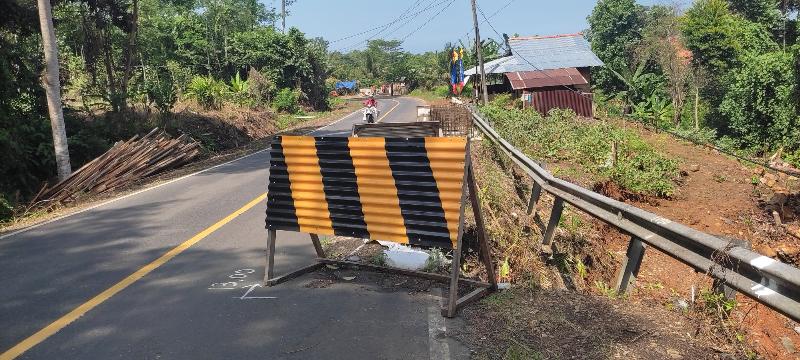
left=609, top=61, right=648, bottom=112
left=229, top=72, right=250, bottom=107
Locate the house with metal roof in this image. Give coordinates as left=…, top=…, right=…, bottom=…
left=465, top=33, right=604, bottom=117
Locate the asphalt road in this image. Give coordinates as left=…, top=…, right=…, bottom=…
left=0, top=96, right=470, bottom=360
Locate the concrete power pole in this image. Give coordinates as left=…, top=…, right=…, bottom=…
left=470, top=0, right=489, bottom=105
left=37, top=0, right=72, bottom=181
left=281, top=0, right=286, bottom=33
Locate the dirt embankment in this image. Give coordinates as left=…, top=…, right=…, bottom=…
left=461, top=121, right=800, bottom=359
left=456, top=141, right=740, bottom=359
left=604, top=122, right=800, bottom=359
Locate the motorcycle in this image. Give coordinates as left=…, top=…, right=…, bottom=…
left=362, top=106, right=379, bottom=123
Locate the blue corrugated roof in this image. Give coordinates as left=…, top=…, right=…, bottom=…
left=465, top=33, right=603, bottom=76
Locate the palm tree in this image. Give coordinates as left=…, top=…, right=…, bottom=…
left=36, top=0, right=71, bottom=181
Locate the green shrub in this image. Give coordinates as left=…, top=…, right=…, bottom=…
left=478, top=105, right=679, bottom=197
left=785, top=149, right=800, bottom=168
left=490, top=93, right=513, bottom=107
left=186, top=76, right=228, bottom=110
left=673, top=126, right=718, bottom=144
left=146, top=71, right=177, bottom=114
left=0, top=194, right=13, bottom=221
left=247, top=68, right=276, bottom=108
left=229, top=72, right=251, bottom=107
left=274, top=88, right=300, bottom=113
left=166, top=61, right=193, bottom=95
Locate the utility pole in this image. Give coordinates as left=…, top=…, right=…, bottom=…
left=37, top=0, right=72, bottom=181
left=281, top=0, right=286, bottom=33
left=470, top=0, right=489, bottom=105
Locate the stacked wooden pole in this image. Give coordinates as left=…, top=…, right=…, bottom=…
left=31, top=128, right=201, bottom=207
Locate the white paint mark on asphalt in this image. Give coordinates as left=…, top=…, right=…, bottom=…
left=208, top=268, right=256, bottom=290
left=234, top=284, right=277, bottom=300
left=428, top=288, right=450, bottom=360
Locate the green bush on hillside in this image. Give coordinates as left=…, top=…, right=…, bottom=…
left=186, top=76, right=229, bottom=110
left=274, top=88, right=300, bottom=114
left=479, top=105, right=679, bottom=197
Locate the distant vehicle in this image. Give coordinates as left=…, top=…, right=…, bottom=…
left=334, top=80, right=358, bottom=95
left=363, top=96, right=378, bottom=123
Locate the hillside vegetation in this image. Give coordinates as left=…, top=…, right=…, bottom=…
left=589, top=0, right=800, bottom=169
left=480, top=100, right=680, bottom=198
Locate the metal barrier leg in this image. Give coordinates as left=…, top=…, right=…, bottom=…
left=614, top=236, right=646, bottom=294
left=542, top=197, right=565, bottom=246
left=311, top=234, right=326, bottom=258
left=527, top=183, right=543, bottom=215
left=712, top=238, right=750, bottom=300
left=264, top=229, right=277, bottom=285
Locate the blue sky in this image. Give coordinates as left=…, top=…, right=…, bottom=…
left=266, top=0, right=690, bottom=53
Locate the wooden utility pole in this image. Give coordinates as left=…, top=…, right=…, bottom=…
left=281, top=0, right=286, bottom=33
left=37, top=0, right=72, bottom=181
left=470, top=0, right=489, bottom=105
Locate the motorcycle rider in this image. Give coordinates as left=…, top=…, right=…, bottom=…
left=363, top=94, right=378, bottom=123
left=364, top=94, right=377, bottom=108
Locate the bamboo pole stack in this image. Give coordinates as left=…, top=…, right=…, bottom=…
left=31, top=128, right=201, bottom=208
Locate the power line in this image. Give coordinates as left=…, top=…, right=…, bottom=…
left=329, top=0, right=452, bottom=46
left=477, top=4, right=504, bottom=43
left=400, top=0, right=457, bottom=42
left=338, top=0, right=425, bottom=52
left=377, top=0, right=426, bottom=41
left=457, top=0, right=515, bottom=44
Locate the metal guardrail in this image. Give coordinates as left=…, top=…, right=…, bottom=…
left=469, top=106, right=800, bottom=322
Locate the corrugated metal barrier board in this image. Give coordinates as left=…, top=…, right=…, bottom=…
left=266, top=136, right=467, bottom=249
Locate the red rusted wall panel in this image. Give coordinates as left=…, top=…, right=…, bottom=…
left=529, top=89, right=593, bottom=117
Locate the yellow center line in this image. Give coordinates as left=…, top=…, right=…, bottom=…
left=376, top=99, right=401, bottom=123
left=0, top=192, right=268, bottom=360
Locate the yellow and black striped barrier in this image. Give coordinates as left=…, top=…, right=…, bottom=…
left=263, top=135, right=496, bottom=317
left=266, top=136, right=466, bottom=249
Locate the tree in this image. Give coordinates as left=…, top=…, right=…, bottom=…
left=727, top=0, right=782, bottom=30
left=682, top=0, right=778, bottom=127
left=37, top=0, right=72, bottom=180
left=587, top=0, right=645, bottom=93
left=637, top=4, right=692, bottom=125
left=719, top=50, right=799, bottom=151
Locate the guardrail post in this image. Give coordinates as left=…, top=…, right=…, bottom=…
left=542, top=197, right=565, bottom=246
left=527, top=183, right=543, bottom=215
left=712, top=238, right=750, bottom=300
left=614, top=236, right=646, bottom=294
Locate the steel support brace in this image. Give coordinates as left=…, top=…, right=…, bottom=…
left=527, top=183, right=543, bottom=215
left=712, top=238, right=750, bottom=300
left=614, top=236, right=647, bottom=294
left=542, top=197, right=564, bottom=245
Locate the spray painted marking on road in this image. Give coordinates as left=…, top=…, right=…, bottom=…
left=0, top=193, right=268, bottom=360
left=208, top=268, right=256, bottom=290
left=233, top=284, right=277, bottom=300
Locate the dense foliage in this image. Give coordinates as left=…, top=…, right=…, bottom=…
left=589, top=0, right=800, bottom=161
left=0, top=0, right=336, bottom=215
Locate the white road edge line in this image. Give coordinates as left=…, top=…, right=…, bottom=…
left=0, top=104, right=370, bottom=241
left=428, top=288, right=451, bottom=360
